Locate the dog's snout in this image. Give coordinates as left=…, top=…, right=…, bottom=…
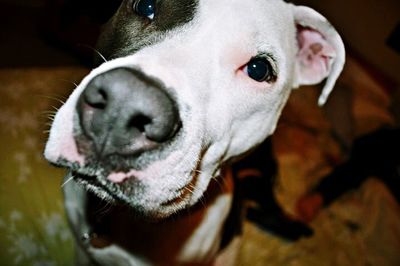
left=77, top=67, right=180, bottom=156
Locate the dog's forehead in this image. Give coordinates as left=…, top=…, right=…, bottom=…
left=199, top=0, right=289, bottom=20
left=99, top=0, right=294, bottom=61
left=176, top=0, right=294, bottom=48
left=196, top=0, right=294, bottom=50
left=174, top=0, right=295, bottom=64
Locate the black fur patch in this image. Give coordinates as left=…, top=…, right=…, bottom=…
left=96, top=0, right=199, bottom=64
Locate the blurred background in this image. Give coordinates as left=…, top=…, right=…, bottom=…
left=0, top=0, right=399, bottom=265
left=1, top=0, right=399, bottom=82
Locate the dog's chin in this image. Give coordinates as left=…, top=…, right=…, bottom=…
left=72, top=171, right=196, bottom=221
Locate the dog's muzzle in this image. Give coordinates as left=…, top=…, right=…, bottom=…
left=77, top=67, right=181, bottom=158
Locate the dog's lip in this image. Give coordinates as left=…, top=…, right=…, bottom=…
left=72, top=171, right=120, bottom=200
left=71, top=170, right=195, bottom=207
left=160, top=167, right=202, bottom=207
left=160, top=186, right=190, bottom=207
left=51, top=157, right=82, bottom=171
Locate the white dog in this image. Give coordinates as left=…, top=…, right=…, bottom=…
left=45, top=0, right=345, bottom=265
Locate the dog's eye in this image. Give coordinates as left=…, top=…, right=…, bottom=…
left=245, top=57, right=275, bottom=83
left=133, top=0, right=156, bottom=20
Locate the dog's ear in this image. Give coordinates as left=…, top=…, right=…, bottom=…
left=292, top=6, right=345, bottom=106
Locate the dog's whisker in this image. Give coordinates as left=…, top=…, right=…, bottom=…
left=96, top=200, right=114, bottom=216
left=212, top=175, right=225, bottom=192
left=186, top=184, right=207, bottom=210
left=184, top=186, right=195, bottom=195
left=38, top=94, right=66, bottom=105
left=39, top=113, right=56, bottom=121
left=51, top=105, right=60, bottom=112
left=56, top=78, right=79, bottom=88
left=41, top=110, right=58, bottom=114
left=94, top=50, right=108, bottom=63
left=61, top=175, right=75, bottom=188
left=186, top=185, right=206, bottom=208
left=78, top=43, right=108, bottom=63
left=197, top=196, right=207, bottom=210
left=41, top=113, right=57, bottom=119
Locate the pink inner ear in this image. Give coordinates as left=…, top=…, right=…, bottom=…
left=296, top=26, right=336, bottom=85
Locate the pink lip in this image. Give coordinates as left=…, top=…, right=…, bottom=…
left=107, top=172, right=130, bottom=183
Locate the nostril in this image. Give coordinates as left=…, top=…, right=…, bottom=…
left=127, top=114, right=152, bottom=134
left=85, top=87, right=108, bottom=109
left=78, top=67, right=182, bottom=156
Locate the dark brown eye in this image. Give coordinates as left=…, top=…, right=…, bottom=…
left=133, top=0, right=156, bottom=20
left=246, top=57, right=274, bottom=82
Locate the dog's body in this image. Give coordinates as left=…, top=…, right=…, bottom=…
left=62, top=169, right=236, bottom=265
left=45, top=0, right=345, bottom=264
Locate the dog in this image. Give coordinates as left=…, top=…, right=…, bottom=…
left=44, top=0, right=345, bottom=265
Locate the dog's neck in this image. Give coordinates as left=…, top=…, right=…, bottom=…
left=65, top=169, right=236, bottom=265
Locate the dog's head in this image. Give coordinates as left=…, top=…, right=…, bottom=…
left=45, top=0, right=344, bottom=219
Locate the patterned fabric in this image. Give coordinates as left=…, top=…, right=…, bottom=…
left=0, top=64, right=399, bottom=266
left=0, top=68, right=88, bottom=265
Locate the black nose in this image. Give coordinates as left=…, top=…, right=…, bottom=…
left=77, top=67, right=180, bottom=156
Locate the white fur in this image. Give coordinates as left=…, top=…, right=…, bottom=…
left=46, top=0, right=298, bottom=217
left=177, top=194, right=233, bottom=262
left=45, top=0, right=345, bottom=264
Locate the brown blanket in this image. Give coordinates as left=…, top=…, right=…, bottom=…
left=0, top=61, right=398, bottom=265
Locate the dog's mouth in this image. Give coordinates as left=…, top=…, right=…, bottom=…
left=55, top=115, right=212, bottom=218
left=69, top=166, right=203, bottom=217
left=72, top=171, right=121, bottom=202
